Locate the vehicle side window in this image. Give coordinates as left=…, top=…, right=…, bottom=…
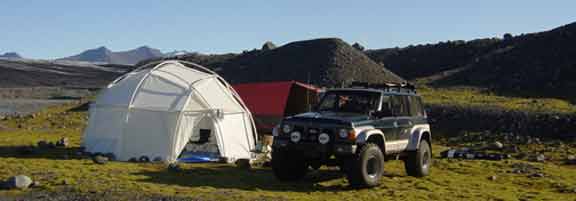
left=390, top=95, right=410, bottom=116
left=408, top=96, right=425, bottom=116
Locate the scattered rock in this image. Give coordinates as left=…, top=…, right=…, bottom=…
left=104, top=153, right=116, bottom=161
left=529, top=173, right=545, bottom=178
left=487, top=141, right=504, bottom=150
left=509, top=163, right=542, bottom=174
left=235, top=159, right=252, bottom=170
left=489, top=175, right=497, bottom=181
left=534, top=154, right=546, bottom=162
left=139, top=156, right=150, bottom=163
left=56, top=137, right=69, bottom=147
left=6, top=175, right=33, bottom=190
left=167, top=163, right=182, bottom=172
left=92, top=155, right=109, bottom=164
left=37, top=140, right=49, bottom=148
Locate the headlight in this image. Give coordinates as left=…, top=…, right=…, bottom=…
left=318, top=133, right=330, bottom=144
left=290, top=131, right=301, bottom=143
left=339, top=129, right=349, bottom=138
left=282, top=124, right=292, bottom=134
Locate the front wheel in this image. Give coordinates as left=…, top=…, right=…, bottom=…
left=271, top=148, right=308, bottom=181
left=404, top=140, right=432, bottom=177
left=345, top=143, right=384, bottom=187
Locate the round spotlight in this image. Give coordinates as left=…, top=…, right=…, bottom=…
left=339, top=129, right=349, bottom=138
left=290, top=131, right=301, bottom=143
left=318, top=133, right=330, bottom=144
left=282, top=124, right=292, bottom=134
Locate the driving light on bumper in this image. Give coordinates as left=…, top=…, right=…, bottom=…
left=339, top=129, right=348, bottom=138
left=290, top=131, right=301, bottom=143
left=282, top=124, right=292, bottom=134
left=318, top=133, right=330, bottom=144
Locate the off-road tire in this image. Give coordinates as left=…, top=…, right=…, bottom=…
left=405, top=140, right=431, bottom=177
left=345, top=143, right=384, bottom=187
left=271, top=148, right=308, bottom=181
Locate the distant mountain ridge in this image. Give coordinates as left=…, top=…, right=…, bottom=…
left=59, top=46, right=172, bottom=65
left=0, top=52, right=22, bottom=59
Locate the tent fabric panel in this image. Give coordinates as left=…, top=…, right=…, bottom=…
left=217, top=112, right=254, bottom=160
left=95, top=70, right=149, bottom=106
left=193, top=78, right=244, bottom=113
left=131, top=74, right=188, bottom=111
left=232, top=81, right=293, bottom=116
left=184, top=90, right=210, bottom=111
left=120, top=110, right=179, bottom=161
left=155, top=62, right=212, bottom=86
left=83, top=107, right=128, bottom=155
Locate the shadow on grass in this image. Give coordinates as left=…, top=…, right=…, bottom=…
left=134, top=165, right=367, bottom=192
left=0, top=146, right=85, bottom=160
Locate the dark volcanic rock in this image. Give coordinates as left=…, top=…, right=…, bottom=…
left=142, top=38, right=405, bottom=86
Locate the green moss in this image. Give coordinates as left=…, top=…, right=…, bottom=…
left=418, top=86, right=576, bottom=114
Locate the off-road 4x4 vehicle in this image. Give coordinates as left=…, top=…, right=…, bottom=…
left=272, top=82, right=431, bottom=187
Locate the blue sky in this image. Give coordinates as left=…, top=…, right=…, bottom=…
left=1, top=0, right=575, bottom=59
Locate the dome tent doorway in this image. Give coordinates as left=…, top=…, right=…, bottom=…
left=83, top=60, right=258, bottom=163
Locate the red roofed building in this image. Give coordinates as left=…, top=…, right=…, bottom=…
left=233, top=81, right=320, bottom=134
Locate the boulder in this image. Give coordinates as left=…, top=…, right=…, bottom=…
left=487, top=141, right=504, bottom=150
left=37, top=140, right=49, bottom=148
left=139, top=156, right=150, bottom=163
left=261, top=41, right=277, bottom=51
left=235, top=159, right=252, bottom=170
left=6, top=175, right=33, bottom=190
left=56, top=137, right=69, bottom=147
left=104, top=153, right=116, bottom=161
left=489, top=175, right=497, bottom=181
left=167, top=163, right=182, bottom=172
left=534, top=154, right=546, bottom=162
left=92, top=155, right=109, bottom=164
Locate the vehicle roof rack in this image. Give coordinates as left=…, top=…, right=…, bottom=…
left=349, top=81, right=417, bottom=94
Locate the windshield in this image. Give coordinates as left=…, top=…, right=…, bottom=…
left=316, top=90, right=381, bottom=114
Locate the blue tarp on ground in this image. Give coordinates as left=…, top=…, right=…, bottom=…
left=178, top=152, right=220, bottom=163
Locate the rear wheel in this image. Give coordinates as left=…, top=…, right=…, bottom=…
left=405, top=140, right=431, bottom=177
left=271, top=148, right=308, bottom=181
left=345, top=143, right=384, bottom=187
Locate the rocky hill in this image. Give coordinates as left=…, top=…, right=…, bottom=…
left=367, top=22, right=576, bottom=99
left=146, top=38, right=404, bottom=86
left=59, top=46, right=163, bottom=65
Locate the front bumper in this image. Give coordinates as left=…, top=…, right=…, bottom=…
left=273, top=139, right=357, bottom=157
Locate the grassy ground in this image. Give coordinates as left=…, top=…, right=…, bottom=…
left=418, top=86, right=576, bottom=114
left=0, top=103, right=575, bottom=200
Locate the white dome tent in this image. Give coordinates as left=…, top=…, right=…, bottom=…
left=83, top=60, right=258, bottom=163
